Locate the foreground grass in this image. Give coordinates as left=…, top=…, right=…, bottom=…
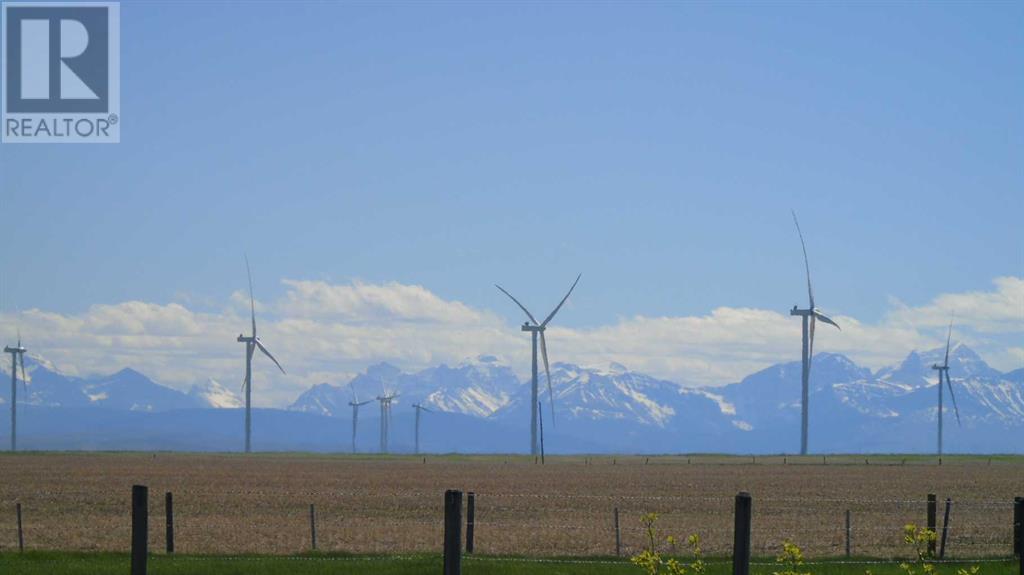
left=0, top=552, right=1017, bottom=575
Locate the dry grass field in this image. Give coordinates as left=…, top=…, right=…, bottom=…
left=0, top=453, right=1020, bottom=558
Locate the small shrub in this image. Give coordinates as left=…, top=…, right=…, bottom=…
left=773, top=540, right=811, bottom=575
left=898, top=523, right=980, bottom=575
left=630, top=512, right=704, bottom=575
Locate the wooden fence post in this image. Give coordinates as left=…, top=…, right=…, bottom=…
left=16, top=503, right=24, bottom=552
left=614, top=507, right=621, bottom=557
left=733, top=492, right=752, bottom=575
left=466, top=492, right=475, bottom=554
left=443, top=490, right=463, bottom=575
left=309, top=504, right=317, bottom=551
left=927, top=494, right=937, bottom=556
left=939, top=498, right=951, bottom=559
left=132, top=485, right=148, bottom=575
left=1013, top=497, right=1022, bottom=559
left=165, top=492, right=174, bottom=554
left=845, top=510, right=851, bottom=557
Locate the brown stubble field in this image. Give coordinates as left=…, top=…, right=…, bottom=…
left=0, top=453, right=1020, bottom=558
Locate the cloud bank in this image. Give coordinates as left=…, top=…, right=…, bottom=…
left=2, top=277, right=1020, bottom=407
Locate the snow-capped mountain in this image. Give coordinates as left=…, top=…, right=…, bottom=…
left=0, top=357, right=235, bottom=411
left=289, top=356, right=519, bottom=418
left=2, top=345, right=1021, bottom=453
left=712, top=345, right=1024, bottom=452
left=188, top=379, right=243, bottom=409
left=490, top=361, right=744, bottom=452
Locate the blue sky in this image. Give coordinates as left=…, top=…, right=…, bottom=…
left=0, top=2, right=1021, bottom=403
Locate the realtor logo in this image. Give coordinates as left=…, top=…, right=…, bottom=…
left=2, top=2, right=120, bottom=143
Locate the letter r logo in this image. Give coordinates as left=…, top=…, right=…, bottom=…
left=5, top=5, right=109, bottom=113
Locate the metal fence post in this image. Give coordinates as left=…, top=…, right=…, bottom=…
left=309, top=504, right=317, bottom=551
left=939, top=498, right=952, bottom=558
left=614, top=507, right=621, bottom=556
left=927, top=494, right=937, bottom=556
left=16, top=503, right=24, bottom=552
left=845, top=509, right=851, bottom=558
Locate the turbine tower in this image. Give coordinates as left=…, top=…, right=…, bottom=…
left=4, top=334, right=27, bottom=452
left=411, top=402, right=432, bottom=454
left=376, top=386, right=398, bottom=453
left=789, top=212, right=840, bottom=456
left=348, top=384, right=373, bottom=453
left=496, top=274, right=580, bottom=456
left=931, top=320, right=962, bottom=455
left=237, top=258, right=286, bottom=453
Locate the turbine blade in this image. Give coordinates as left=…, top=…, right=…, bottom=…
left=945, top=370, right=961, bottom=427
left=255, top=338, right=286, bottom=374
left=540, top=331, right=555, bottom=426
left=495, top=284, right=538, bottom=325
left=792, top=211, right=814, bottom=309
left=813, top=310, right=841, bottom=331
left=541, top=273, right=582, bottom=327
left=245, top=256, right=256, bottom=337
left=943, top=319, right=953, bottom=368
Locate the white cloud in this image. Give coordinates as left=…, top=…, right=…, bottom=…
left=885, top=276, right=1024, bottom=334
left=1, top=277, right=1020, bottom=406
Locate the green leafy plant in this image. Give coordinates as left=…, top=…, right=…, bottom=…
left=630, top=512, right=704, bottom=575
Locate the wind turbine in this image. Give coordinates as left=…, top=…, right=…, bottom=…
left=376, top=385, right=398, bottom=453
left=4, top=333, right=27, bottom=452
left=411, top=402, right=432, bottom=454
left=237, top=258, right=286, bottom=453
left=348, top=384, right=373, bottom=453
left=789, top=212, right=840, bottom=456
left=496, top=274, right=580, bottom=456
left=931, top=320, right=961, bottom=456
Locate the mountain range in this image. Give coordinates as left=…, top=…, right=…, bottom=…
left=1, top=344, right=1021, bottom=453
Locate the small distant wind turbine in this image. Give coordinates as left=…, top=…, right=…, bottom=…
left=237, top=258, right=286, bottom=453
left=789, top=212, right=840, bottom=456
left=932, top=320, right=962, bottom=456
left=411, top=402, right=432, bottom=454
left=376, top=385, right=398, bottom=453
left=496, top=274, right=580, bottom=456
left=348, top=384, right=373, bottom=453
left=4, top=332, right=28, bottom=452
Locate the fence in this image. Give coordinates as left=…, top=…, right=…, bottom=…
left=5, top=485, right=1022, bottom=572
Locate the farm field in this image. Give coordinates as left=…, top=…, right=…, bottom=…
left=0, top=453, right=1021, bottom=559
